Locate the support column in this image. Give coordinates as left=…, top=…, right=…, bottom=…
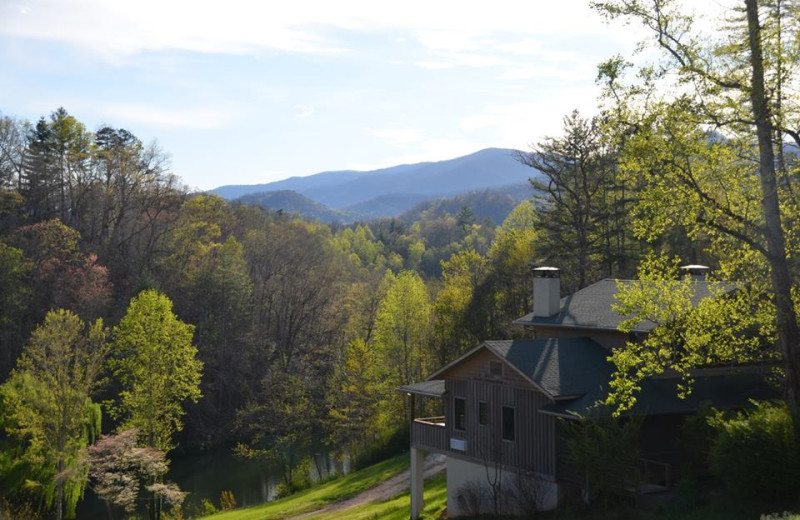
left=410, top=447, right=425, bottom=519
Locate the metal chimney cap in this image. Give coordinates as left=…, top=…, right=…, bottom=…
left=532, top=266, right=560, bottom=278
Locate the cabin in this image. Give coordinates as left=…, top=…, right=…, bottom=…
left=400, top=267, right=773, bottom=518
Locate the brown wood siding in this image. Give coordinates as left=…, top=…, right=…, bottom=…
left=445, top=378, right=557, bottom=476
left=438, top=349, right=530, bottom=388
left=412, top=420, right=448, bottom=453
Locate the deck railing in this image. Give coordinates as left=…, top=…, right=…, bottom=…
left=412, top=417, right=447, bottom=452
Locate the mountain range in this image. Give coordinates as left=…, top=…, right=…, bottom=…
left=210, top=148, right=540, bottom=223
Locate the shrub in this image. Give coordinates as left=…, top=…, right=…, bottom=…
left=200, top=498, right=217, bottom=516
left=219, top=490, right=236, bottom=511
left=709, top=401, right=800, bottom=500
left=562, top=406, right=643, bottom=506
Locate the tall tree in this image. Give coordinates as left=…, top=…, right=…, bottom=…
left=594, top=0, right=800, bottom=406
left=0, top=309, right=108, bottom=520
left=374, top=270, right=432, bottom=389
left=111, top=290, right=201, bottom=453
left=517, top=110, right=627, bottom=291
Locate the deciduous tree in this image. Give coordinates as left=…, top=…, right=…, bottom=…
left=111, top=290, right=201, bottom=453
left=0, top=309, right=108, bottom=520
left=595, top=0, right=800, bottom=406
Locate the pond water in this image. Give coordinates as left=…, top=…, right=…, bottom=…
left=75, top=449, right=347, bottom=519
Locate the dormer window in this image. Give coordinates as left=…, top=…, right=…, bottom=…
left=489, top=361, right=503, bottom=377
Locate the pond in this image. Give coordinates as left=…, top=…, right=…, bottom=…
left=75, top=449, right=346, bottom=519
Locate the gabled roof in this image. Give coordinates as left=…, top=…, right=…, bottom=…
left=514, top=279, right=734, bottom=332
left=427, top=337, right=612, bottom=400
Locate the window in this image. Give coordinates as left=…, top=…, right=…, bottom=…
left=478, top=401, right=489, bottom=426
left=489, top=360, right=503, bottom=377
left=502, top=406, right=515, bottom=441
left=455, top=398, right=466, bottom=431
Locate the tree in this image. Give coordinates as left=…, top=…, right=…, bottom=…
left=607, top=253, right=776, bottom=412
left=480, top=200, right=539, bottom=337
left=374, top=270, right=432, bottom=393
left=433, top=249, right=487, bottom=365
left=111, top=290, right=201, bottom=453
left=0, top=309, right=108, bottom=520
left=0, top=242, right=31, bottom=378
left=112, top=290, right=200, bottom=520
left=594, top=0, right=800, bottom=407
left=517, top=110, right=628, bottom=291
left=88, top=429, right=185, bottom=520
left=327, top=338, right=385, bottom=456
left=14, top=220, right=112, bottom=323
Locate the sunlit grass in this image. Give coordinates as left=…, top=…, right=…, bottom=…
left=300, top=473, right=447, bottom=520
left=198, top=454, right=409, bottom=520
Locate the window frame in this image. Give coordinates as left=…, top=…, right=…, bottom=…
left=454, top=397, right=467, bottom=431
left=502, top=405, right=515, bottom=442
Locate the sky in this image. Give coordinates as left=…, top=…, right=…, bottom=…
left=0, top=0, right=726, bottom=191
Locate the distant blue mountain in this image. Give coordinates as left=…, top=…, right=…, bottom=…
left=210, top=148, right=539, bottom=211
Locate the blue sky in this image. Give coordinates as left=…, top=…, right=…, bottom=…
left=1, top=0, right=723, bottom=191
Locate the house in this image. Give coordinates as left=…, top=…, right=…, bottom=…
left=400, top=267, right=773, bottom=518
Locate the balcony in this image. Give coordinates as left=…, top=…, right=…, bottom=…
left=412, top=416, right=448, bottom=452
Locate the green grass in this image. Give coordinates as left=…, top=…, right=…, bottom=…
left=300, top=473, right=447, bottom=520
left=198, top=454, right=409, bottom=520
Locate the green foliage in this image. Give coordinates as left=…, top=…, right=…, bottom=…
left=709, top=401, right=800, bottom=500
left=112, top=289, right=202, bottom=452
left=191, top=454, right=409, bottom=520
left=562, top=408, right=643, bottom=506
left=0, top=309, right=107, bottom=519
left=327, top=338, right=385, bottom=457
left=594, top=0, right=800, bottom=406
left=201, top=498, right=218, bottom=516
left=433, top=249, right=486, bottom=365
left=374, top=270, right=432, bottom=395
left=219, top=490, right=236, bottom=511
left=520, top=110, right=631, bottom=291
left=607, top=252, right=777, bottom=413
left=235, top=372, right=313, bottom=488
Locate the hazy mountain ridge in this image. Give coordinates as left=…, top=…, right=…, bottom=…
left=211, top=147, right=537, bottom=206
left=236, top=190, right=352, bottom=223
left=399, top=185, right=531, bottom=225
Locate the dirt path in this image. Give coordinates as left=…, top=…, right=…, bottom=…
left=286, top=454, right=447, bottom=520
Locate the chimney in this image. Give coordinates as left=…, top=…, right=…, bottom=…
left=533, top=267, right=560, bottom=317
left=680, top=264, right=710, bottom=280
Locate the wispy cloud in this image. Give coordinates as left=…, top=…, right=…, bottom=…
left=294, top=105, right=315, bottom=118
left=101, top=104, right=237, bottom=130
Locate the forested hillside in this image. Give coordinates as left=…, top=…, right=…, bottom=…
left=5, top=4, right=800, bottom=509
left=0, top=106, right=647, bottom=520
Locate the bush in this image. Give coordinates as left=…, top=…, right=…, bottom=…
left=219, top=490, right=236, bottom=511
left=562, top=406, right=643, bottom=506
left=709, top=401, right=800, bottom=500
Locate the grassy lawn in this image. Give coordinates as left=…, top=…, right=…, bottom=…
left=198, top=454, right=409, bottom=520
left=300, top=473, right=447, bottom=520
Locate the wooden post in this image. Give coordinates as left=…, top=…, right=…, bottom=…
left=410, top=446, right=425, bottom=519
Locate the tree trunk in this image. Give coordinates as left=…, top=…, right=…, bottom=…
left=745, top=0, right=800, bottom=407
